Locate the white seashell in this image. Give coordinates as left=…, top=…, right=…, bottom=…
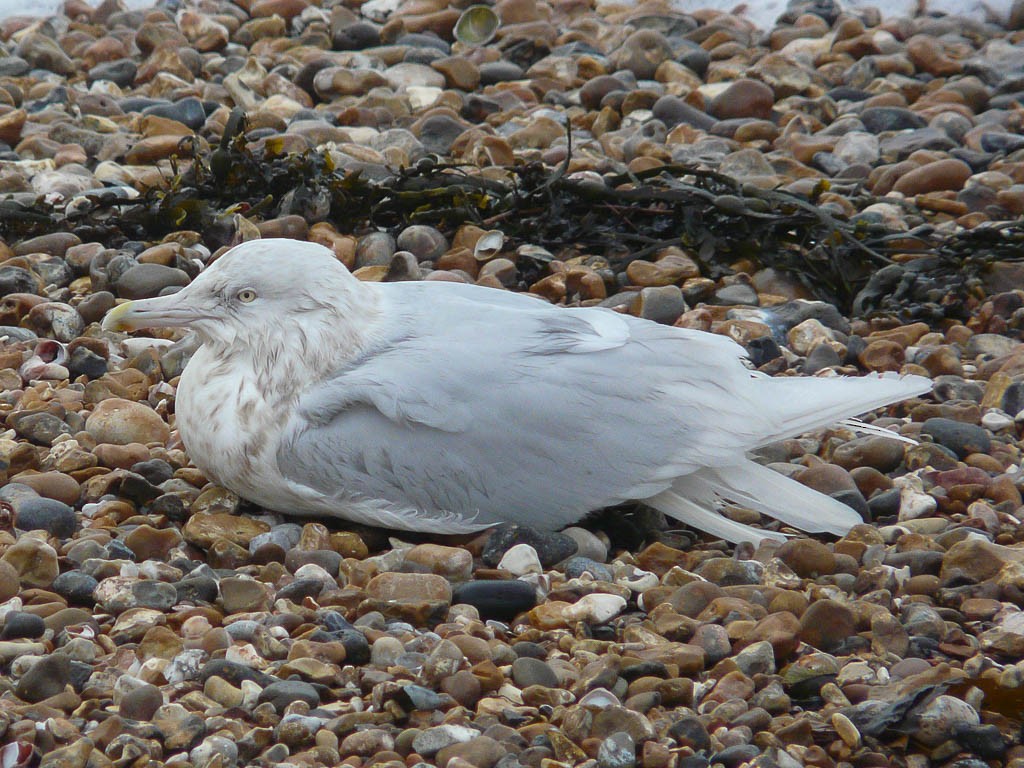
left=454, top=5, right=500, bottom=46
left=474, top=230, right=505, bottom=261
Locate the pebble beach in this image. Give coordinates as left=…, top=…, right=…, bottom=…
left=0, top=0, right=1024, bottom=767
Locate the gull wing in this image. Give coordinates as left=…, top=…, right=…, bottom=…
left=275, top=282, right=771, bottom=532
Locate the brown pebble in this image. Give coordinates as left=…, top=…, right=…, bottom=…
left=892, top=159, right=972, bottom=197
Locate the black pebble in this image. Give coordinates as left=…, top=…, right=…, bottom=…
left=174, top=576, right=220, bottom=604
left=16, top=497, right=77, bottom=538
left=452, top=580, right=537, bottom=622
left=258, top=680, right=320, bottom=711
left=482, top=523, right=577, bottom=568
left=52, top=571, right=99, bottom=606
left=952, top=724, right=1006, bottom=758
left=0, top=612, right=45, bottom=640
left=922, top=417, right=991, bottom=459
left=131, top=459, right=174, bottom=486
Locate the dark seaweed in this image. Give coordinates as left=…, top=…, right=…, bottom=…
left=0, top=110, right=1012, bottom=320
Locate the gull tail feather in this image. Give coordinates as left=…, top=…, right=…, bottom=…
left=646, top=488, right=789, bottom=545
left=690, top=460, right=863, bottom=536
left=752, top=372, right=932, bottom=448
left=839, top=417, right=919, bottom=445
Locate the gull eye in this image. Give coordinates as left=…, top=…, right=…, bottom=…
left=236, top=289, right=257, bottom=303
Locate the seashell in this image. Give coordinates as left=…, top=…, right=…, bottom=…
left=577, top=687, right=618, bottom=709
left=516, top=244, right=554, bottom=263
left=19, top=338, right=69, bottom=381
left=34, top=339, right=68, bottom=366
left=454, top=5, right=501, bottom=46
left=473, top=229, right=505, bottom=261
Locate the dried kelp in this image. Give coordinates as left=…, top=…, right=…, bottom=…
left=0, top=112, right=1013, bottom=319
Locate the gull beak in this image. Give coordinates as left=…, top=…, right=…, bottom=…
left=102, top=292, right=206, bottom=332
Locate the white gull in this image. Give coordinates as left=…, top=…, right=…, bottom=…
left=103, top=238, right=932, bottom=544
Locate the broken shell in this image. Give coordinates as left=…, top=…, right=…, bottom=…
left=473, top=229, right=505, bottom=261
left=454, top=5, right=500, bottom=46
left=19, top=339, right=70, bottom=382
left=35, top=339, right=69, bottom=365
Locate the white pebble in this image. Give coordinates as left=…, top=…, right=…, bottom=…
left=497, top=544, right=542, bottom=575
left=982, top=409, right=1014, bottom=431
left=562, top=593, right=626, bottom=624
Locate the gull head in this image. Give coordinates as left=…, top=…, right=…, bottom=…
left=102, top=239, right=369, bottom=348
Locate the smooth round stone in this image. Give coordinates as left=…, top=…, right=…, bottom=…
left=610, top=29, right=673, bottom=79
left=68, top=346, right=107, bottom=379
left=0, top=612, right=45, bottom=640
left=953, top=724, right=1007, bottom=759
left=651, top=94, right=717, bottom=129
left=131, top=459, right=174, bottom=486
left=563, top=556, right=613, bottom=581
left=669, top=716, right=711, bottom=752
left=707, top=79, right=775, bottom=121
left=831, top=436, right=905, bottom=472
left=0, top=266, right=39, bottom=296
left=258, top=679, right=320, bottom=711
left=980, top=132, right=1024, bottom=153
left=365, top=572, right=451, bottom=602
left=86, top=398, right=170, bottom=446
left=915, top=695, right=979, bottom=747
left=694, top=558, right=762, bottom=586
left=88, top=58, right=136, bottom=86
left=711, top=282, right=759, bottom=306
left=478, top=61, right=524, bottom=85
left=403, top=543, right=473, bottom=580
left=174, top=576, right=220, bottom=604
left=859, top=107, right=927, bottom=133
left=121, top=683, right=164, bottom=721
left=497, top=543, right=542, bottom=576
left=412, top=724, right=478, bottom=757
left=15, top=654, right=71, bottom=703
left=630, top=285, right=686, bottom=324
left=9, top=412, right=71, bottom=446
left=451, top=580, right=537, bottom=621
left=775, top=538, right=836, bottom=577
left=276, top=577, right=326, bottom=602
left=414, top=114, right=466, bottom=155
left=333, top=21, right=381, bottom=50
left=219, top=577, right=270, bottom=614
left=397, top=684, right=445, bottom=711
left=52, top=571, right=99, bottom=606
left=798, top=599, right=855, bottom=652
left=512, top=656, right=559, bottom=688
left=1, top=538, right=59, bottom=588
left=132, top=580, right=178, bottom=611
left=581, top=75, right=630, bottom=110
left=802, top=342, right=842, bottom=373
left=15, top=497, right=76, bottom=538
left=892, top=159, right=972, bottom=196
left=562, top=527, right=607, bottom=562
left=396, top=225, right=447, bottom=261
left=354, top=232, right=396, bottom=269
left=114, top=264, right=191, bottom=300
left=142, top=97, right=207, bottom=130
left=921, top=417, right=991, bottom=459
left=0, top=56, right=29, bottom=77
